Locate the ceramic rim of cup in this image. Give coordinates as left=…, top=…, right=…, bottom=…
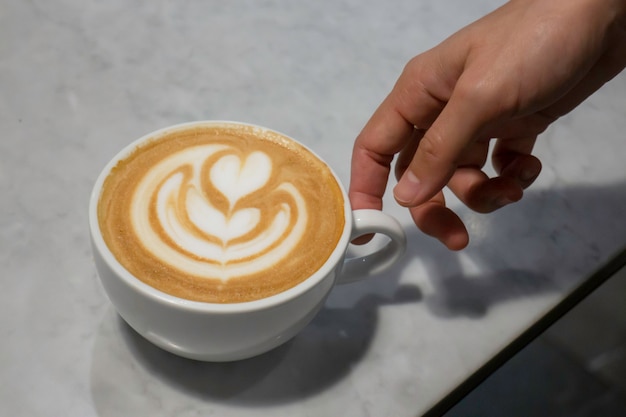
left=88, top=120, right=353, bottom=314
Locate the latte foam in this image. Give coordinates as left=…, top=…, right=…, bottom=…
left=98, top=124, right=345, bottom=303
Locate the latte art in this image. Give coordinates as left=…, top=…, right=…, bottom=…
left=133, top=146, right=307, bottom=281
left=98, top=124, right=345, bottom=303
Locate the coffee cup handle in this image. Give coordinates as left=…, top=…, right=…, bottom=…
left=337, top=209, right=407, bottom=284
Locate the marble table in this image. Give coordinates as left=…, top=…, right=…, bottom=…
left=1, top=1, right=625, bottom=416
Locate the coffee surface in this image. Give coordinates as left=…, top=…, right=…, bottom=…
left=98, top=124, right=345, bottom=303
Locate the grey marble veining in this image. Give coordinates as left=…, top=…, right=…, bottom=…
left=1, top=0, right=625, bottom=416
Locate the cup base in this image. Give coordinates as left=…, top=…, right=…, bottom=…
left=119, top=301, right=325, bottom=362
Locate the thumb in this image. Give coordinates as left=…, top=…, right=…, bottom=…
left=392, top=83, right=493, bottom=207
left=393, top=128, right=457, bottom=207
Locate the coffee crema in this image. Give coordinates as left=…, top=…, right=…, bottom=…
left=98, top=124, right=345, bottom=303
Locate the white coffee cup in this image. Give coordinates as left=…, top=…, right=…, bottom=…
left=89, top=121, right=406, bottom=362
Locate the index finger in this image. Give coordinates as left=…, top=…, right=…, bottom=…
left=349, top=102, right=412, bottom=210
left=349, top=52, right=456, bottom=210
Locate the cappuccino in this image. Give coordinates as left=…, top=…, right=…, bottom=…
left=97, top=123, right=345, bottom=303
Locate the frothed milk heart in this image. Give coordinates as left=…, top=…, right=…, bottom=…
left=98, top=124, right=345, bottom=303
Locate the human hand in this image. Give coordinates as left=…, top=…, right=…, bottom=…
left=349, top=0, right=626, bottom=250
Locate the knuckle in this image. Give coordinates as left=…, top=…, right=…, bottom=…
left=454, top=76, right=516, bottom=120
left=403, top=55, right=426, bottom=76
left=419, top=124, right=464, bottom=170
left=454, top=78, right=494, bottom=105
left=418, top=131, right=446, bottom=164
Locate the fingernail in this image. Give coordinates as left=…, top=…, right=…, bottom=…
left=394, top=170, right=420, bottom=205
left=495, top=196, right=514, bottom=208
left=519, top=167, right=538, bottom=182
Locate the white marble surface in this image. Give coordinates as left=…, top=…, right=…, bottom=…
left=1, top=0, right=625, bottom=416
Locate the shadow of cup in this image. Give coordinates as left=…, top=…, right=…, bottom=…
left=90, top=284, right=422, bottom=413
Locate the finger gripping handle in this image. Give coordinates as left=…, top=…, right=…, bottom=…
left=338, top=209, right=407, bottom=284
